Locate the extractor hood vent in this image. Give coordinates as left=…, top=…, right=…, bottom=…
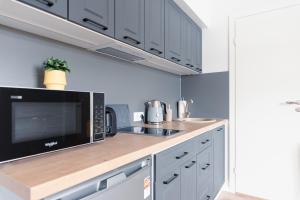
left=96, top=47, right=145, bottom=62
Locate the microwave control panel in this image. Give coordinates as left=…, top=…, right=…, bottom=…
left=93, top=92, right=105, bottom=142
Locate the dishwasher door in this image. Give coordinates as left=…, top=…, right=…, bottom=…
left=44, top=156, right=151, bottom=200
left=82, top=165, right=151, bottom=200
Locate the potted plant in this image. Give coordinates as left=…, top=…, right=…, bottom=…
left=43, top=57, right=70, bottom=90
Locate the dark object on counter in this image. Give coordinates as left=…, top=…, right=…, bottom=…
left=105, top=106, right=117, bottom=137
left=118, top=126, right=181, bottom=137
left=106, top=104, right=131, bottom=129
left=144, top=100, right=167, bottom=124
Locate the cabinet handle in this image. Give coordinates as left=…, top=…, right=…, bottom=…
left=201, top=139, right=210, bottom=144
left=185, top=161, right=196, bottom=168
left=206, top=195, right=211, bottom=200
left=186, top=64, right=194, bottom=68
left=196, top=67, right=202, bottom=72
left=150, top=48, right=163, bottom=55
left=35, top=0, right=54, bottom=7
left=123, top=36, right=141, bottom=45
left=83, top=18, right=108, bottom=31
left=201, top=163, right=210, bottom=170
left=163, top=173, right=179, bottom=185
left=175, top=152, right=188, bottom=159
left=171, top=57, right=181, bottom=62
left=217, top=128, right=223, bottom=131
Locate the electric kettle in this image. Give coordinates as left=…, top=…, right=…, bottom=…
left=144, top=100, right=167, bottom=124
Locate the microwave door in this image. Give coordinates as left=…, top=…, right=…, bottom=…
left=0, top=87, right=91, bottom=163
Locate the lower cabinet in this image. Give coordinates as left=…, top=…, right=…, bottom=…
left=213, top=126, right=225, bottom=198
left=197, top=146, right=213, bottom=200
left=155, top=126, right=225, bottom=200
left=181, top=158, right=197, bottom=200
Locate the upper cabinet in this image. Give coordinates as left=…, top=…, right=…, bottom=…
left=68, top=0, right=115, bottom=37
left=9, top=0, right=203, bottom=75
left=18, top=0, right=67, bottom=18
left=182, top=16, right=194, bottom=69
left=145, top=0, right=165, bottom=58
left=165, top=0, right=183, bottom=64
left=115, top=0, right=145, bottom=49
left=194, top=26, right=202, bottom=72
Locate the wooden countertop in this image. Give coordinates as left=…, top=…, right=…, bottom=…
left=0, top=120, right=227, bottom=200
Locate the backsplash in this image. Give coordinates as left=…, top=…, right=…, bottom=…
left=0, top=25, right=180, bottom=120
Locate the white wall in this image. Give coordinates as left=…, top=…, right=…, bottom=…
left=184, top=0, right=300, bottom=73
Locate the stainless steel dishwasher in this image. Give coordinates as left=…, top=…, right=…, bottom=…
left=44, top=156, right=152, bottom=200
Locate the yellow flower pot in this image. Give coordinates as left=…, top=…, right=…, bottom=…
left=43, top=70, right=67, bottom=90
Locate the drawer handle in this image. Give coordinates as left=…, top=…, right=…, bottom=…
left=123, top=36, right=141, bottom=45
left=196, top=68, right=202, bottom=72
left=176, top=152, right=188, bottom=159
left=206, top=195, right=211, bottom=200
left=83, top=18, right=108, bottom=31
left=35, top=0, right=54, bottom=7
left=171, top=57, right=181, bottom=62
left=201, top=139, right=210, bottom=144
left=217, top=128, right=223, bottom=131
left=185, top=161, right=196, bottom=169
left=163, top=173, right=179, bottom=185
left=201, top=163, right=210, bottom=170
left=150, top=48, right=163, bottom=55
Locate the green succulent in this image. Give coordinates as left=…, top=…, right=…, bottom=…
left=44, top=57, right=71, bottom=73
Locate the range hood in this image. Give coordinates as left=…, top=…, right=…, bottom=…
left=0, top=0, right=198, bottom=75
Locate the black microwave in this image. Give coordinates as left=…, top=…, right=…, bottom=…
left=0, top=87, right=105, bottom=163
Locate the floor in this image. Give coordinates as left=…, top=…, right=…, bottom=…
left=218, top=192, right=266, bottom=200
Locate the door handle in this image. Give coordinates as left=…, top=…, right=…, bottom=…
left=185, top=161, right=196, bottom=168
left=171, top=57, right=181, bottom=62
left=163, top=174, right=178, bottom=185
left=35, top=0, right=54, bottom=7
left=201, top=163, right=210, bottom=170
left=175, top=152, right=188, bottom=159
left=123, top=36, right=141, bottom=45
left=83, top=18, right=108, bottom=31
left=196, top=67, right=202, bottom=72
left=201, top=139, right=210, bottom=144
left=186, top=64, right=194, bottom=68
left=286, top=100, right=300, bottom=105
left=150, top=48, right=163, bottom=55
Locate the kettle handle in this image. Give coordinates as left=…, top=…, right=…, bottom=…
left=161, top=102, right=167, bottom=114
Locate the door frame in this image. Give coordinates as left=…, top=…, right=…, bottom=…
left=228, top=3, right=300, bottom=193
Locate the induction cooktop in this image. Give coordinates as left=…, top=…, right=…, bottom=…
left=118, top=126, right=181, bottom=137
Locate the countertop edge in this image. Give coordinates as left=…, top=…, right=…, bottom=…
left=1, top=120, right=228, bottom=200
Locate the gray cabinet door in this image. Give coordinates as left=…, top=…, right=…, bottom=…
left=213, top=126, right=225, bottom=198
left=165, top=0, right=183, bottom=64
left=181, top=159, right=197, bottom=200
left=145, top=0, right=165, bottom=57
left=68, top=0, right=114, bottom=37
left=155, top=170, right=181, bottom=200
left=115, top=0, right=145, bottom=49
left=197, top=146, right=213, bottom=200
left=194, top=27, right=202, bottom=72
left=182, top=15, right=194, bottom=69
left=18, top=0, right=67, bottom=18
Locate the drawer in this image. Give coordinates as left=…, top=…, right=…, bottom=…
left=18, top=0, right=67, bottom=18
left=196, top=131, right=212, bottom=153
left=155, top=139, right=196, bottom=177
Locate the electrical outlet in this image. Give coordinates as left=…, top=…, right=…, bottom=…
left=133, top=112, right=144, bottom=122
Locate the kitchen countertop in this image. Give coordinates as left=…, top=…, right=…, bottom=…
left=0, top=120, right=227, bottom=200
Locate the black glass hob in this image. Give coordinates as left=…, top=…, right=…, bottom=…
left=118, top=126, right=181, bottom=137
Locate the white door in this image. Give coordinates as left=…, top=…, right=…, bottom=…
left=235, top=5, right=300, bottom=200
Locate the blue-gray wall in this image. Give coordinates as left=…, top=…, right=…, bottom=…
left=181, top=72, right=229, bottom=119
left=0, top=25, right=181, bottom=119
